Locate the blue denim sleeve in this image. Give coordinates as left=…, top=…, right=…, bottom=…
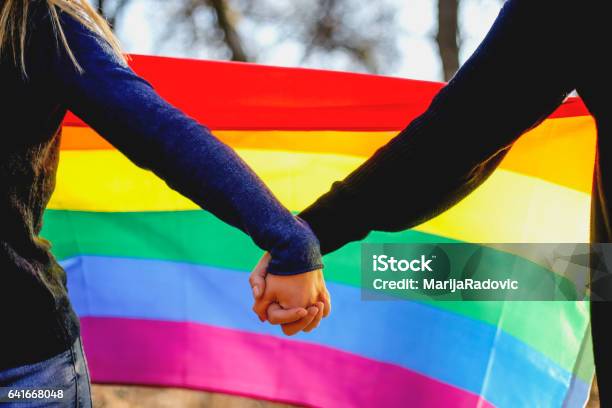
left=42, top=13, right=322, bottom=275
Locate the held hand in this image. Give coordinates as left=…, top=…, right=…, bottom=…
left=250, top=253, right=331, bottom=335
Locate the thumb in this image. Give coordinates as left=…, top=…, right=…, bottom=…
left=250, top=253, right=271, bottom=299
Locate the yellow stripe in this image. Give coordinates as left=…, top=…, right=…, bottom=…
left=50, top=149, right=362, bottom=212
left=414, top=170, right=591, bottom=243
left=50, top=149, right=590, bottom=242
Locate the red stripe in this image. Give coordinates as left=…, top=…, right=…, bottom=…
left=63, top=55, right=588, bottom=131
left=549, top=97, right=589, bottom=119
left=81, top=317, right=493, bottom=408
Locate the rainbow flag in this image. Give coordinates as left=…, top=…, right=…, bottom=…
left=43, top=55, right=595, bottom=407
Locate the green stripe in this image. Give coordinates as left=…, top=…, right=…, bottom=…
left=42, top=209, right=594, bottom=381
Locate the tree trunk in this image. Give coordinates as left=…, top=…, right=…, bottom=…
left=436, top=0, right=460, bottom=81
left=208, top=0, right=249, bottom=62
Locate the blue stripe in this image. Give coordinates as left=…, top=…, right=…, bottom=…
left=63, top=255, right=589, bottom=408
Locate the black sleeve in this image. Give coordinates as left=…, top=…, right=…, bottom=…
left=299, top=0, right=576, bottom=254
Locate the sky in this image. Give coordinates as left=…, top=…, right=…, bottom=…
left=111, top=0, right=504, bottom=82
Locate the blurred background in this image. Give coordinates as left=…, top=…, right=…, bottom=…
left=91, top=0, right=504, bottom=83
left=84, top=1, right=599, bottom=407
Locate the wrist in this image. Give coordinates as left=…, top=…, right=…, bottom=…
left=266, top=217, right=323, bottom=276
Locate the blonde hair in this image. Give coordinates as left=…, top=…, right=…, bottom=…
left=0, top=0, right=125, bottom=75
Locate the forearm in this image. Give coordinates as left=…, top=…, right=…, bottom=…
left=123, top=114, right=323, bottom=275
left=300, top=112, right=510, bottom=254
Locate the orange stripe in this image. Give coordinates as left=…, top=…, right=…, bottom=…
left=501, top=116, right=596, bottom=193
left=59, top=126, right=397, bottom=155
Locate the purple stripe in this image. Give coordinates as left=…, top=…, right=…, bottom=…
left=81, top=316, right=494, bottom=408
